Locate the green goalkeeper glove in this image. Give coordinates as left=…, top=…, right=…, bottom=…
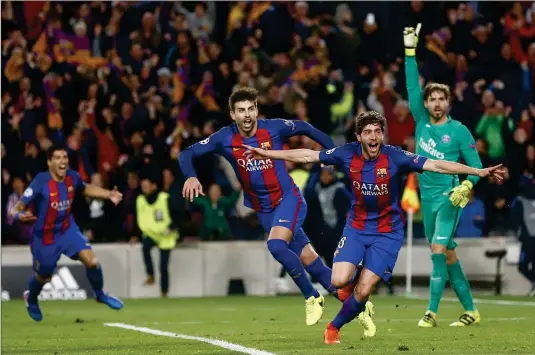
left=449, top=180, right=473, bottom=208
left=403, top=23, right=421, bottom=56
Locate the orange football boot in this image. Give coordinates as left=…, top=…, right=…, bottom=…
left=324, top=322, right=340, bottom=344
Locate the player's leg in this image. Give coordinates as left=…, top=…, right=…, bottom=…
left=260, top=193, right=323, bottom=325
left=142, top=236, right=157, bottom=285
left=24, top=241, right=62, bottom=321
left=159, top=247, right=171, bottom=297
left=519, top=241, right=535, bottom=295
left=64, top=227, right=123, bottom=310
left=418, top=201, right=444, bottom=327
left=295, top=234, right=338, bottom=298
left=447, top=248, right=480, bottom=326
left=324, top=232, right=371, bottom=344
left=350, top=233, right=403, bottom=337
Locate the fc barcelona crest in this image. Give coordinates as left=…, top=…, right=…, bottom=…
left=260, top=142, right=271, bottom=150
left=376, top=168, right=388, bottom=179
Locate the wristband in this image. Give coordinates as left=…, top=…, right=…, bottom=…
left=405, top=48, right=416, bottom=56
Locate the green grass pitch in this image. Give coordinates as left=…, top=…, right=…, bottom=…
left=2, top=295, right=535, bottom=355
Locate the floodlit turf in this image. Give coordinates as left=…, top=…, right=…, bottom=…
left=2, top=295, right=535, bottom=355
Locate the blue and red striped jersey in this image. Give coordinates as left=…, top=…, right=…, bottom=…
left=319, top=143, right=427, bottom=235
left=179, top=118, right=335, bottom=212
left=20, top=169, right=86, bottom=245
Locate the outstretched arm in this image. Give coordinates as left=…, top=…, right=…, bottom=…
left=84, top=184, right=123, bottom=205
left=244, top=145, right=321, bottom=164
left=423, top=159, right=504, bottom=180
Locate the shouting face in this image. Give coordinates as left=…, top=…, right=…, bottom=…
left=230, top=100, right=258, bottom=137
left=48, top=149, right=69, bottom=180
left=357, top=123, right=384, bottom=160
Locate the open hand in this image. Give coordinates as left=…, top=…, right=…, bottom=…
left=182, top=177, right=204, bottom=202
left=17, top=210, right=37, bottom=224
left=477, top=164, right=505, bottom=180
left=242, top=144, right=269, bottom=160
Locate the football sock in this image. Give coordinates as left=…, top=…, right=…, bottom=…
left=448, top=260, right=476, bottom=311
left=428, top=253, right=448, bottom=313
left=28, top=275, right=45, bottom=303
left=305, top=257, right=337, bottom=296
left=267, top=239, right=319, bottom=299
left=86, top=265, right=104, bottom=298
left=331, top=295, right=367, bottom=329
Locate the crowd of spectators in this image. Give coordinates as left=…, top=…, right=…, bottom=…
left=2, top=1, right=534, bottom=244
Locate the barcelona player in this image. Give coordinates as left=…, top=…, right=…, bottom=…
left=243, top=111, right=504, bottom=343
left=10, top=145, right=124, bottom=322
left=179, top=87, right=357, bottom=326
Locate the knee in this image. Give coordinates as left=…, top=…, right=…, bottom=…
left=84, top=257, right=100, bottom=269
left=430, top=244, right=447, bottom=255
left=331, top=275, right=350, bottom=289
left=35, top=273, right=52, bottom=284
left=355, top=282, right=373, bottom=299
left=267, top=239, right=287, bottom=258
left=446, top=251, right=458, bottom=265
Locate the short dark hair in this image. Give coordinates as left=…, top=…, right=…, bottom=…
left=423, top=83, right=450, bottom=101
left=355, top=111, right=386, bottom=135
left=228, top=87, right=258, bottom=111
left=46, top=145, right=67, bottom=160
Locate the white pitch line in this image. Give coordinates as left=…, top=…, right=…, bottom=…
left=406, top=295, right=535, bottom=307
left=104, top=323, right=278, bottom=355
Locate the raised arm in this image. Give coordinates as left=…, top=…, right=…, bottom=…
left=244, top=145, right=321, bottom=164
left=404, top=23, right=428, bottom=123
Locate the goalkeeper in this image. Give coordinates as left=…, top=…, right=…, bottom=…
left=404, top=24, right=482, bottom=327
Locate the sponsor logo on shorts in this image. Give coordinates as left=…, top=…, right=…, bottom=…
left=278, top=219, right=290, bottom=223
left=436, top=236, right=447, bottom=240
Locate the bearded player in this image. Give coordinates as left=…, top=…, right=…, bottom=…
left=10, top=145, right=124, bottom=322
left=243, top=111, right=504, bottom=343
left=404, top=24, right=484, bottom=327
left=179, top=87, right=358, bottom=326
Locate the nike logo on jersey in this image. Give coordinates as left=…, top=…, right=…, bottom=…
left=50, top=192, right=58, bottom=196
left=278, top=219, right=290, bottom=223
left=349, top=169, right=361, bottom=173
left=233, top=147, right=241, bottom=151
left=426, top=124, right=431, bottom=127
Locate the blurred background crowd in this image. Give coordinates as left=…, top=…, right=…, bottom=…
left=2, top=1, right=534, bottom=248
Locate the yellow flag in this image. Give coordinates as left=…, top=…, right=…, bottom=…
left=401, top=172, right=420, bottom=213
